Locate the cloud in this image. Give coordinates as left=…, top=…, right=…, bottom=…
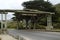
left=49, top=0, right=60, bottom=4
left=0, top=0, right=29, bottom=9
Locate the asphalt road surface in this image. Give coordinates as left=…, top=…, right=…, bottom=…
left=8, top=29, right=60, bottom=40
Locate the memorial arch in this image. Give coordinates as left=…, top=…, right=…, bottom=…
left=0, top=9, right=54, bottom=30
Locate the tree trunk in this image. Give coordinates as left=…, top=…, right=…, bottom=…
left=17, top=21, right=20, bottom=30
left=26, top=20, right=28, bottom=29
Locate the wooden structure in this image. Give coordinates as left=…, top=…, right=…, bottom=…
left=0, top=9, right=54, bottom=30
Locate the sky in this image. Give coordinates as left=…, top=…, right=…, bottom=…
left=0, top=0, right=60, bottom=20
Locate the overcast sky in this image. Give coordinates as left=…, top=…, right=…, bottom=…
left=0, top=0, right=59, bottom=20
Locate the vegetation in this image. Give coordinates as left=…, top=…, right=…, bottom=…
left=53, top=4, right=60, bottom=29
left=22, top=0, right=55, bottom=29
left=22, top=0, right=55, bottom=12
left=11, top=0, right=60, bottom=29
left=7, top=21, right=17, bottom=29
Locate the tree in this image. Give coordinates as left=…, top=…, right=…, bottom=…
left=22, top=0, right=55, bottom=29
left=52, top=4, right=60, bottom=29
left=22, top=0, right=55, bottom=12
left=12, top=12, right=32, bottom=29
left=23, top=16, right=31, bottom=29
left=52, top=4, right=60, bottom=23
left=12, top=12, right=23, bottom=29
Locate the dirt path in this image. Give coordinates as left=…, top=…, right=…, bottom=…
left=0, top=34, right=17, bottom=40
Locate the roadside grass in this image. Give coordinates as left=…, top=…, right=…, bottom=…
left=51, top=29, right=60, bottom=32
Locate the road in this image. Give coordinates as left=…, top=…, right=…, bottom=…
left=8, top=29, right=60, bottom=40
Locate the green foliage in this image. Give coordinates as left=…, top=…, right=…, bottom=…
left=53, top=23, right=60, bottom=29
left=53, top=3, right=60, bottom=23
left=52, top=3, right=60, bottom=29
left=35, top=24, right=46, bottom=29
left=13, top=12, right=23, bottom=21
left=18, top=22, right=25, bottom=29
left=7, top=21, right=25, bottom=29
left=22, top=0, right=55, bottom=12
left=55, top=4, right=60, bottom=14
left=22, top=0, right=56, bottom=29
left=12, top=0, right=60, bottom=29
left=7, top=21, right=17, bottom=29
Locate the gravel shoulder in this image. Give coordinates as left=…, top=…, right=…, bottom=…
left=0, top=34, right=17, bottom=40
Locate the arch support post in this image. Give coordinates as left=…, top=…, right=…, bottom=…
left=1, top=13, right=3, bottom=30
left=5, top=13, right=7, bottom=29
left=46, top=14, right=53, bottom=30
left=1, top=12, right=8, bottom=33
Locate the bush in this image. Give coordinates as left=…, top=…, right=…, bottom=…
left=35, top=24, right=46, bottom=29
left=53, top=23, right=60, bottom=29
